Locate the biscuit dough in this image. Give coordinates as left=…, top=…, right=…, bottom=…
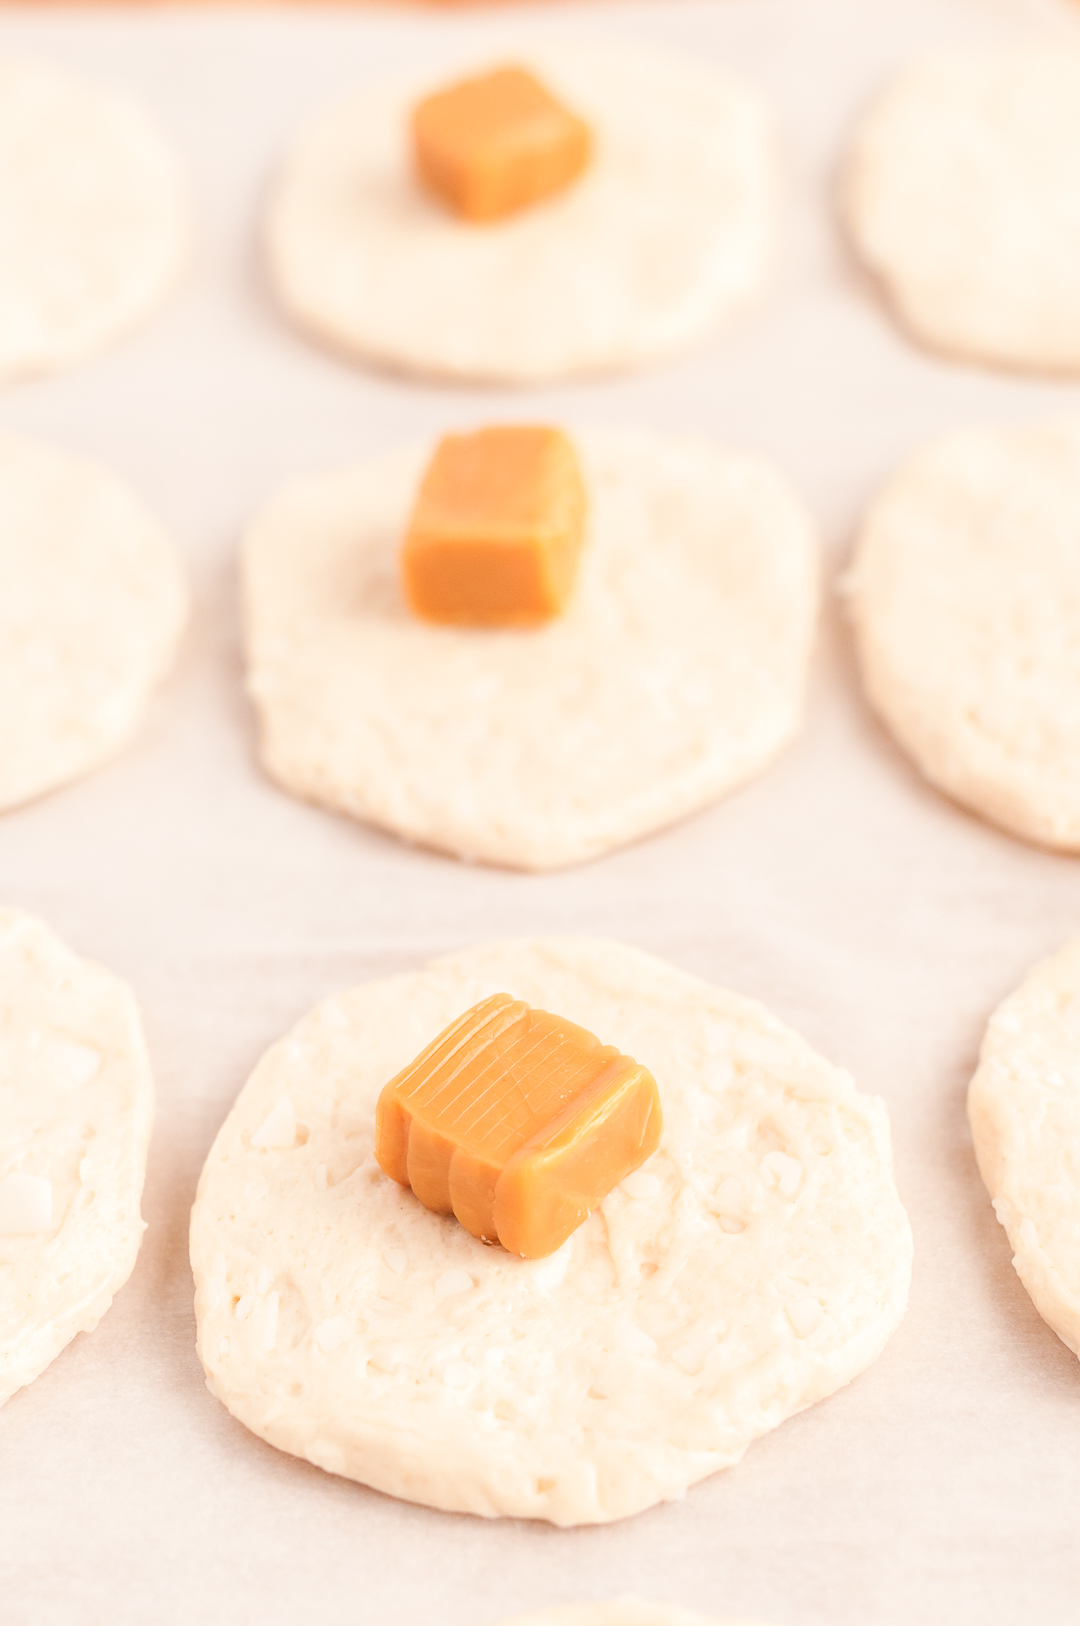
left=0, top=909, right=155, bottom=1407
left=0, top=435, right=188, bottom=811
left=0, top=58, right=190, bottom=384
left=843, top=48, right=1080, bottom=373
left=190, top=938, right=912, bottom=1526
left=266, top=41, right=776, bottom=382
left=242, top=429, right=818, bottom=870
left=847, top=419, right=1080, bottom=850
left=969, top=937, right=1080, bottom=1359
left=494, top=1603, right=773, bottom=1626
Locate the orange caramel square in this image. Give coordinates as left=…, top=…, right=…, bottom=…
left=401, top=425, right=587, bottom=626
left=375, top=993, right=663, bottom=1258
left=411, top=65, right=592, bottom=223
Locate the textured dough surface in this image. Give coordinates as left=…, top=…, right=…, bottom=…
left=0, top=435, right=188, bottom=811
left=266, top=41, right=776, bottom=382
left=494, top=1603, right=773, bottom=1626
left=0, top=58, right=189, bottom=384
left=969, top=937, right=1080, bottom=1359
left=243, top=429, right=818, bottom=871
left=190, top=938, right=912, bottom=1526
left=848, top=419, right=1080, bottom=850
left=0, top=909, right=154, bottom=1407
left=843, top=48, right=1080, bottom=373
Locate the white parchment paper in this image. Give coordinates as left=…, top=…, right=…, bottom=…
left=2, top=2, right=1080, bottom=1623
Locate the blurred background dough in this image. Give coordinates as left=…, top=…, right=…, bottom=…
left=266, top=41, right=776, bottom=383
left=0, top=436, right=188, bottom=811
left=0, top=58, right=189, bottom=384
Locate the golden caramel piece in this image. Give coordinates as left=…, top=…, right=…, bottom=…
left=411, top=65, right=592, bottom=223
left=402, top=425, right=587, bottom=626
left=375, top=993, right=662, bottom=1258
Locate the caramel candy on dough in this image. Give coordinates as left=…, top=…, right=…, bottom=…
left=403, top=426, right=587, bottom=626
left=0, top=909, right=154, bottom=1407
left=266, top=40, right=776, bottom=382
left=412, top=66, right=591, bottom=223
left=970, top=936, right=1080, bottom=1361
left=376, top=993, right=661, bottom=1255
left=243, top=428, right=818, bottom=870
left=190, top=938, right=911, bottom=1525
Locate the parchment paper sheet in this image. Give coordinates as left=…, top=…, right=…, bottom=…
left=2, top=1, right=1080, bottom=1622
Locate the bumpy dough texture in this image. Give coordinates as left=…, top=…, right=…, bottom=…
left=243, top=429, right=818, bottom=871
left=0, top=435, right=188, bottom=811
left=969, top=937, right=1080, bottom=1359
left=0, top=58, right=189, bottom=384
left=190, top=938, right=912, bottom=1526
left=495, top=1602, right=773, bottom=1626
left=0, top=909, right=154, bottom=1407
left=266, top=41, right=776, bottom=382
left=843, top=48, right=1080, bottom=373
left=848, top=419, right=1080, bottom=850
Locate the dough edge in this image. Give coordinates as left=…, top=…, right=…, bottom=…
left=969, top=936, right=1080, bottom=1359
left=0, top=908, right=155, bottom=1406
left=848, top=419, right=1080, bottom=851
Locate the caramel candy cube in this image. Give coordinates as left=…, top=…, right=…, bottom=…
left=375, top=993, right=662, bottom=1258
left=411, top=66, right=592, bottom=223
left=402, top=426, right=587, bottom=626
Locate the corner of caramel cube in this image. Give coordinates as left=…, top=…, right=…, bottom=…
left=411, top=65, right=592, bottom=223
left=401, top=425, right=587, bottom=626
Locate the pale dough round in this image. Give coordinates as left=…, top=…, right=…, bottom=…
left=0, top=436, right=188, bottom=811
left=969, top=937, right=1080, bottom=1359
left=848, top=419, right=1080, bottom=850
left=0, top=909, right=154, bottom=1407
left=242, top=429, right=818, bottom=871
left=190, top=938, right=912, bottom=1526
left=495, top=1603, right=773, bottom=1626
left=843, top=47, right=1080, bottom=373
left=0, top=58, right=190, bottom=384
left=266, top=41, right=776, bottom=383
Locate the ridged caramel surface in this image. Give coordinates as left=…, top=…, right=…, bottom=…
left=375, top=993, right=661, bottom=1255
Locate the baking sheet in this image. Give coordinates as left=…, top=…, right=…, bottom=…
left=3, top=1, right=1080, bottom=1622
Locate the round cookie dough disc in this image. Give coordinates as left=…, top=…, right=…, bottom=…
left=0, top=58, right=190, bottom=384
left=0, top=436, right=188, bottom=810
left=190, top=938, right=912, bottom=1526
left=495, top=1604, right=774, bottom=1626
left=848, top=419, right=1080, bottom=850
left=843, top=48, right=1080, bottom=373
left=242, top=429, right=818, bottom=870
left=266, top=42, right=776, bottom=383
left=0, top=909, right=154, bottom=1406
left=969, top=937, right=1080, bottom=1358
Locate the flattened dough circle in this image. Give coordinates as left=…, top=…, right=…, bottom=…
left=190, top=938, right=912, bottom=1526
left=494, top=1603, right=774, bottom=1626
left=849, top=419, right=1080, bottom=850
left=969, top=937, right=1080, bottom=1359
left=0, top=58, right=190, bottom=384
left=266, top=41, right=776, bottom=382
left=242, top=429, right=818, bottom=871
left=843, top=47, right=1080, bottom=373
left=0, top=436, right=188, bottom=810
left=0, top=909, right=154, bottom=1407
